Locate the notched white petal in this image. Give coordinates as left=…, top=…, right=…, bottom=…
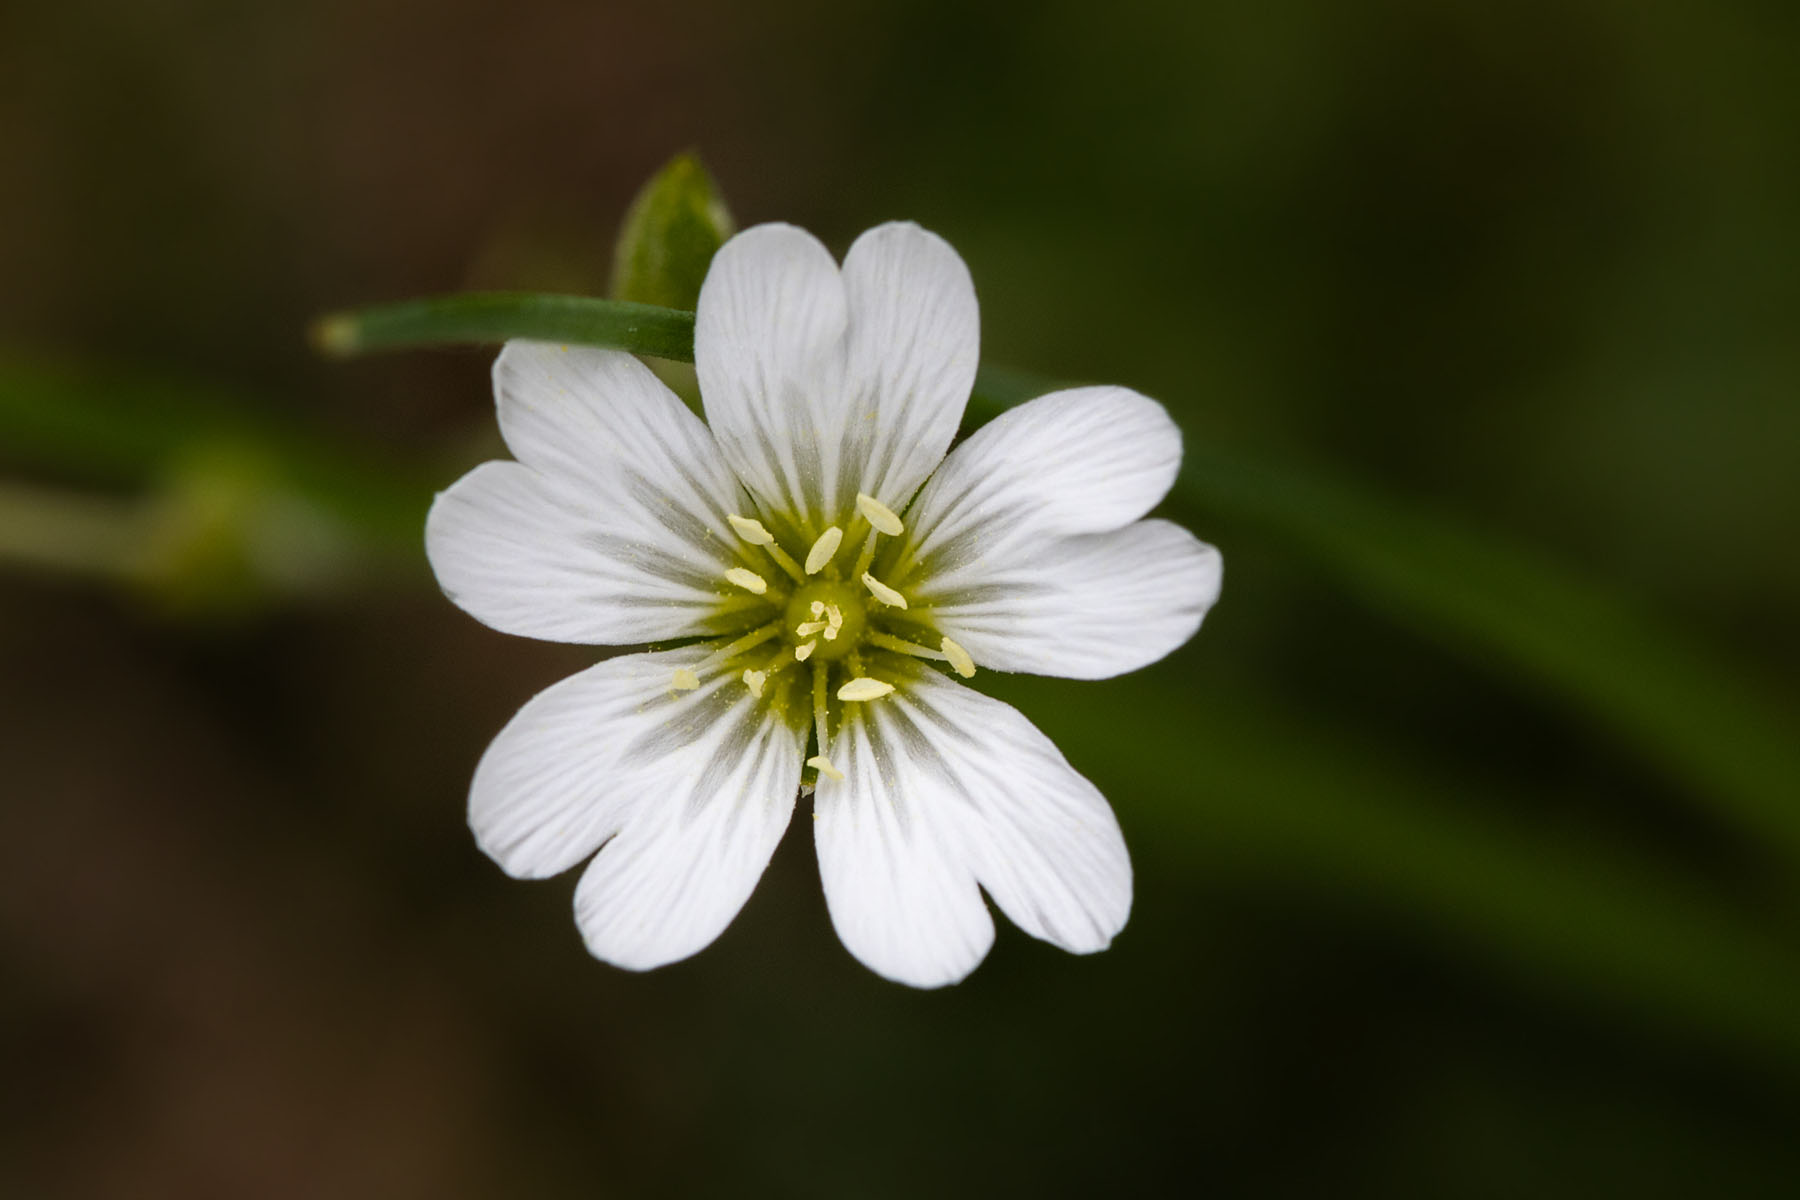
left=476, top=649, right=808, bottom=972
left=904, top=386, right=1183, bottom=572
left=695, top=221, right=979, bottom=529
left=840, top=222, right=980, bottom=509
left=814, top=672, right=1130, bottom=988
left=427, top=460, right=739, bottom=645
left=471, top=650, right=802, bottom=977
left=922, top=520, right=1221, bottom=681
left=427, top=342, right=750, bottom=645
left=694, top=223, right=848, bottom=526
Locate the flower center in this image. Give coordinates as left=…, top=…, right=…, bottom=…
left=694, top=494, right=985, bottom=785
left=783, top=580, right=866, bottom=662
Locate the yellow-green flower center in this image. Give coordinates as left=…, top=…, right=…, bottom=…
left=671, top=491, right=980, bottom=785
left=783, top=579, right=867, bottom=662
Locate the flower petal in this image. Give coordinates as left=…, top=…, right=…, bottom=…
left=573, top=701, right=803, bottom=972
left=903, top=385, right=1183, bottom=561
left=694, top=223, right=849, bottom=532
left=813, top=667, right=1131, bottom=987
left=895, top=385, right=1218, bottom=679
left=914, top=519, right=1222, bottom=680
left=694, top=222, right=979, bottom=534
left=469, top=650, right=802, bottom=908
left=837, top=222, right=980, bottom=512
left=426, top=342, right=760, bottom=644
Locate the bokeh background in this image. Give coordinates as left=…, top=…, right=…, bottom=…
left=5, top=1, right=1800, bottom=1195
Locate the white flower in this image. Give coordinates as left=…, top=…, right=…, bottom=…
left=425, top=222, right=1222, bottom=988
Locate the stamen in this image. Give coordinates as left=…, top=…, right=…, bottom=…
left=727, top=514, right=773, bottom=545
left=741, top=668, right=767, bottom=698
left=767, top=546, right=806, bottom=583
left=851, top=528, right=881, bottom=579
left=861, top=571, right=908, bottom=609
left=805, top=525, right=843, bottom=575
left=810, top=600, right=825, bottom=616
left=795, top=619, right=830, bottom=637
left=837, top=677, right=895, bottom=702
left=727, top=514, right=805, bottom=582
left=795, top=640, right=817, bottom=662
left=867, top=631, right=947, bottom=661
left=670, top=668, right=701, bottom=691
left=855, top=492, right=905, bottom=536
left=810, top=663, right=839, bottom=782
left=692, top=621, right=783, bottom=675
left=823, top=604, right=844, bottom=641
left=941, top=636, right=976, bottom=679
left=724, top=567, right=768, bottom=595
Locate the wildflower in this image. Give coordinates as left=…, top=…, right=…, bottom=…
left=426, top=222, right=1222, bottom=987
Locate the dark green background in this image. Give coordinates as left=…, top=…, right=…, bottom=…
left=4, top=1, right=1798, bottom=1196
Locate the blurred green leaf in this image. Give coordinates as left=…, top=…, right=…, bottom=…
left=0, top=353, right=428, bottom=557
left=1161, top=445, right=1800, bottom=862
left=1005, top=671, right=1800, bottom=1068
left=608, top=152, right=735, bottom=310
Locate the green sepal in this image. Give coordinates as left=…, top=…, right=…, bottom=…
left=608, top=152, right=735, bottom=311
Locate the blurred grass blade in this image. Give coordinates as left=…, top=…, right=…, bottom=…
left=1171, top=444, right=1800, bottom=857
left=609, top=152, right=735, bottom=310
left=0, top=354, right=429, bottom=554
left=310, top=293, right=696, bottom=362
left=305, top=292, right=1800, bottom=848
left=0, top=479, right=143, bottom=579
left=1006, top=674, right=1800, bottom=1067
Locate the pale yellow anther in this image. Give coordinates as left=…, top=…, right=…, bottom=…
left=809, top=600, right=825, bottom=616
left=795, top=641, right=817, bottom=662
left=861, top=571, right=908, bottom=609
left=723, top=567, right=768, bottom=595
left=742, top=669, right=767, bottom=698
left=941, top=636, right=976, bottom=679
left=796, top=620, right=829, bottom=637
left=727, top=514, right=774, bottom=545
left=805, top=526, right=843, bottom=575
left=808, top=754, right=844, bottom=782
left=855, top=492, right=905, bottom=536
left=670, top=668, right=701, bottom=691
left=837, top=677, right=895, bottom=702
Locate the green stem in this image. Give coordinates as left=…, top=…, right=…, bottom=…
left=310, top=292, right=697, bottom=362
